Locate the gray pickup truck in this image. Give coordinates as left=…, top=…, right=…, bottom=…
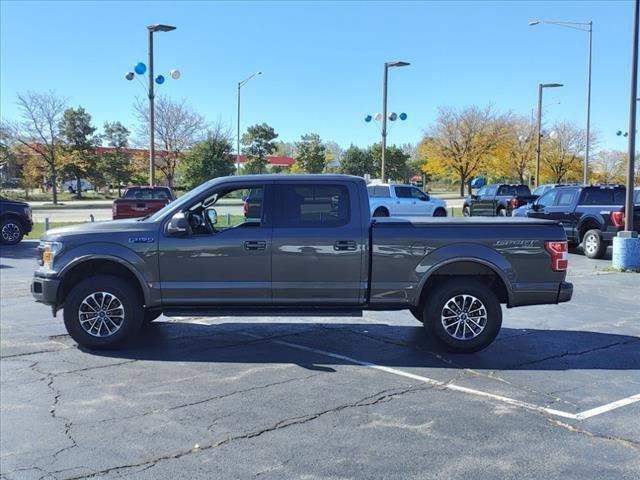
left=32, top=175, right=572, bottom=353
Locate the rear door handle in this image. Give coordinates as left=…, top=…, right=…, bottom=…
left=244, top=240, right=266, bottom=251
left=334, top=240, right=357, bottom=251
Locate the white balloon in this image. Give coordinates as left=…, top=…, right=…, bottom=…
left=374, top=113, right=383, bottom=122
left=170, top=69, right=181, bottom=80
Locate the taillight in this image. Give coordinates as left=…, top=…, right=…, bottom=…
left=243, top=201, right=249, bottom=216
left=112, top=203, right=117, bottom=216
left=510, top=198, right=518, bottom=209
left=545, top=241, right=568, bottom=272
left=610, top=211, right=625, bottom=228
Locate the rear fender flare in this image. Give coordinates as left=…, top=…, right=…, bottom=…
left=413, top=243, right=514, bottom=307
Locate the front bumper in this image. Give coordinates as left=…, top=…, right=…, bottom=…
left=31, top=275, right=60, bottom=306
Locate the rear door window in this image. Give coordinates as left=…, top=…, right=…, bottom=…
left=274, top=184, right=350, bottom=228
left=581, top=189, right=614, bottom=205
left=368, top=186, right=390, bottom=198
left=497, top=186, right=515, bottom=196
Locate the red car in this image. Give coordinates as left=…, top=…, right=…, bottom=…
left=112, top=186, right=175, bottom=220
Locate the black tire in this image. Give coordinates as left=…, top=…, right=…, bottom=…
left=433, top=208, right=447, bottom=217
left=582, top=229, right=606, bottom=259
left=409, top=307, right=424, bottom=323
left=0, top=218, right=25, bottom=245
left=63, top=275, right=144, bottom=349
left=497, top=208, right=507, bottom=217
left=144, top=310, right=162, bottom=324
left=373, top=207, right=389, bottom=217
left=422, top=278, right=502, bottom=353
left=463, top=206, right=471, bottom=217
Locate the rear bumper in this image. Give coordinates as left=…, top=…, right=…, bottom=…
left=31, top=274, right=60, bottom=306
left=509, top=280, right=573, bottom=307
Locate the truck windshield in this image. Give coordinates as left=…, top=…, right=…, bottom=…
left=145, top=180, right=215, bottom=222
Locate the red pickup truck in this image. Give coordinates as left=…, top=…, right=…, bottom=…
left=112, top=186, right=175, bottom=220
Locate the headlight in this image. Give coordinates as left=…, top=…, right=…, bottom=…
left=39, top=241, right=63, bottom=270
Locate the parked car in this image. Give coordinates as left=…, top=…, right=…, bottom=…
left=513, top=184, right=640, bottom=259
left=112, top=186, right=175, bottom=220
left=367, top=183, right=447, bottom=217
left=0, top=196, right=33, bottom=245
left=532, top=183, right=576, bottom=198
left=61, top=179, right=93, bottom=194
left=463, top=184, right=538, bottom=217
left=33, top=174, right=572, bottom=353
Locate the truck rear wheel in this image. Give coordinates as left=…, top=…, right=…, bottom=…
left=422, top=278, right=502, bottom=353
left=63, top=275, right=143, bottom=349
left=582, top=229, right=606, bottom=259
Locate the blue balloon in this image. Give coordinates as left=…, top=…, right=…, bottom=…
left=365, top=115, right=372, bottom=123
left=155, top=75, right=165, bottom=85
left=399, top=112, right=408, bottom=121
left=134, top=62, right=147, bottom=75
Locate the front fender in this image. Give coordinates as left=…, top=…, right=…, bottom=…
left=413, top=243, right=514, bottom=306
left=56, top=242, right=156, bottom=305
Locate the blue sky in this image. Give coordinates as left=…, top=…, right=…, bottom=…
left=0, top=0, right=636, bottom=152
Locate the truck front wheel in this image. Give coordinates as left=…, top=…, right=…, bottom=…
left=63, top=275, right=144, bottom=349
left=422, top=278, right=502, bottom=353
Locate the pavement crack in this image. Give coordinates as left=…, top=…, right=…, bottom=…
left=44, top=372, right=79, bottom=460
left=546, top=417, right=640, bottom=450
left=510, top=339, right=640, bottom=369
left=63, top=385, right=430, bottom=479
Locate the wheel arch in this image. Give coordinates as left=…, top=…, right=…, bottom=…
left=57, top=256, right=150, bottom=308
left=577, top=216, right=602, bottom=241
left=415, top=257, right=512, bottom=308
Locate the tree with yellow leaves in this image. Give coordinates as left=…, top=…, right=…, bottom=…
left=420, top=105, right=511, bottom=196
left=540, top=121, right=587, bottom=183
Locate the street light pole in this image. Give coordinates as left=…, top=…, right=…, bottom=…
left=529, top=19, right=593, bottom=185
left=535, top=83, right=563, bottom=187
left=625, top=0, right=638, bottom=232
left=146, top=24, right=176, bottom=186
left=381, top=61, right=409, bottom=182
left=148, top=29, right=155, bottom=186
left=236, top=71, right=262, bottom=174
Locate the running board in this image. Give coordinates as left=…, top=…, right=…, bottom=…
left=163, top=307, right=364, bottom=318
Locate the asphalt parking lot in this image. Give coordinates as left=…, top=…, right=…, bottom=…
left=1, top=241, right=639, bottom=479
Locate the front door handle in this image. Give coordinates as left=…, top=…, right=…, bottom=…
left=334, top=240, right=357, bottom=251
left=244, top=240, right=266, bottom=251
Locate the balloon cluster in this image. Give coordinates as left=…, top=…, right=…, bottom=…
left=365, top=112, right=407, bottom=123
left=125, top=62, right=181, bottom=85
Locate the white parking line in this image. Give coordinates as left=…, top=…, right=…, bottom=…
left=244, top=334, right=640, bottom=421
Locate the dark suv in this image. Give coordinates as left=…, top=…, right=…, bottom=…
left=0, top=196, right=33, bottom=245
left=463, top=184, right=538, bottom=217
left=514, top=185, right=640, bottom=259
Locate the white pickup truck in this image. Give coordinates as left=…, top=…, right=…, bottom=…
left=367, top=183, right=447, bottom=217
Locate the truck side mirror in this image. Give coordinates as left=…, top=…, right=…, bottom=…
left=205, top=207, right=218, bottom=226
left=167, top=212, right=192, bottom=236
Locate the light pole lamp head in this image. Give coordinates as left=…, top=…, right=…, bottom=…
left=541, top=83, right=564, bottom=88
left=148, top=24, right=176, bottom=33
left=528, top=20, right=540, bottom=26
left=387, top=61, right=411, bottom=68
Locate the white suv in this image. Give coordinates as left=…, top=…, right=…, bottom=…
left=367, top=184, right=447, bottom=217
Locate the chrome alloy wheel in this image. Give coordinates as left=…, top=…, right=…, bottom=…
left=440, top=294, right=488, bottom=340
left=584, top=234, right=598, bottom=256
left=78, top=292, right=125, bottom=337
left=1, top=222, right=20, bottom=242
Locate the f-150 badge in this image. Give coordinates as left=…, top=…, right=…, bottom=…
left=128, top=236, right=155, bottom=244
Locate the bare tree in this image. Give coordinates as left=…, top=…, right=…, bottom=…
left=592, top=150, right=625, bottom=184
left=541, top=122, right=586, bottom=183
left=423, top=105, right=511, bottom=196
left=134, top=95, right=207, bottom=187
left=1, top=91, right=67, bottom=203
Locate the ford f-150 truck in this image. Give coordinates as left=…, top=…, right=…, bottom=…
left=32, top=175, right=572, bottom=353
left=463, top=184, right=538, bottom=217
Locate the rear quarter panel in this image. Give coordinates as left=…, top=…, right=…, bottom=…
left=370, top=218, right=567, bottom=307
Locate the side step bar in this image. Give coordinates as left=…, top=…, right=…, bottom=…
left=163, top=307, right=364, bottom=318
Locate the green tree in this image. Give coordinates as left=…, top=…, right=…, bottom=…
left=101, top=121, right=133, bottom=196
left=59, top=106, right=99, bottom=198
left=339, top=145, right=374, bottom=177
left=369, top=143, right=411, bottom=182
left=180, top=128, right=235, bottom=189
left=294, top=133, right=326, bottom=173
left=241, top=123, right=278, bottom=174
